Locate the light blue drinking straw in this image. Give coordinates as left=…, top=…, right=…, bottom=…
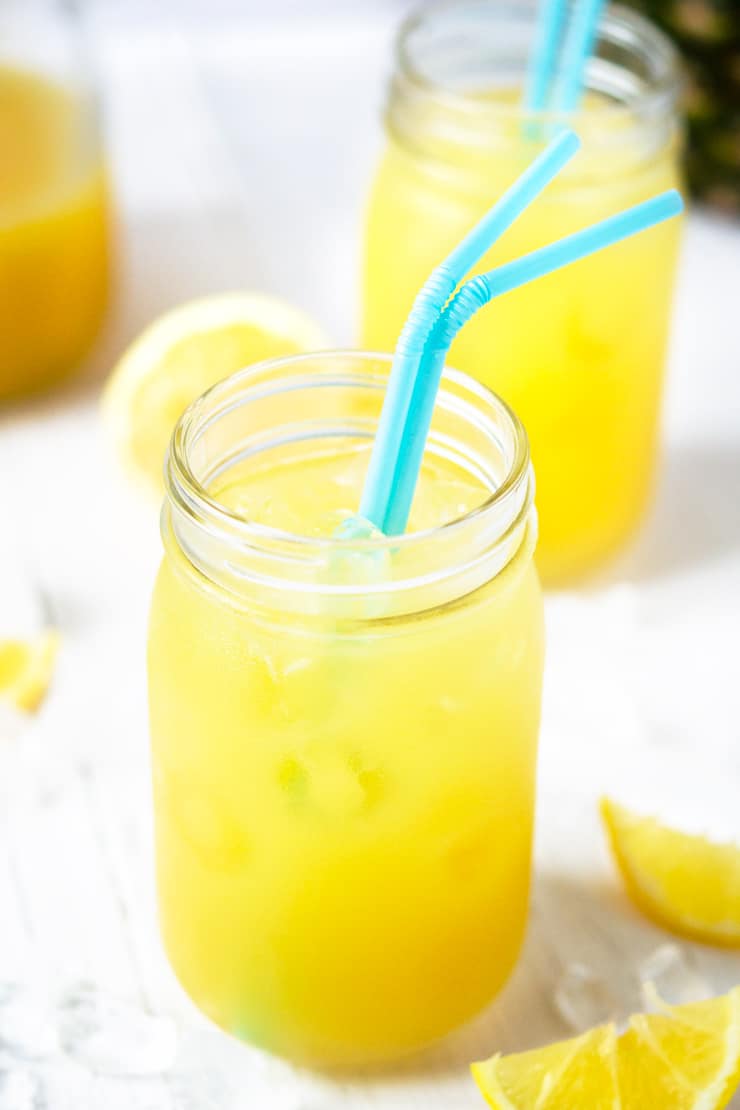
left=359, top=128, right=580, bottom=530
left=524, top=0, right=568, bottom=113
left=380, top=189, right=684, bottom=535
left=550, top=0, right=607, bottom=113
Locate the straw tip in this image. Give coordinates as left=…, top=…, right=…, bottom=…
left=555, top=127, right=581, bottom=155
left=665, top=188, right=685, bottom=215
left=648, top=188, right=684, bottom=222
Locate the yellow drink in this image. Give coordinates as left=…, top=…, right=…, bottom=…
left=148, top=353, right=544, bottom=1065
left=362, top=3, right=682, bottom=583
left=0, top=66, right=110, bottom=399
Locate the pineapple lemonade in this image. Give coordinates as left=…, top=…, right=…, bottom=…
left=363, top=1, right=683, bottom=582
left=0, top=65, right=109, bottom=398
left=148, top=353, right=545, bottom=1065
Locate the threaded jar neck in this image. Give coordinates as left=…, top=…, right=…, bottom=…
left=386, top=0, right=682, bottom=185
left=163, top=351, right=536, bottom=621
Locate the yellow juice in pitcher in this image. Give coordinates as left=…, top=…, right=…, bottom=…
left=362, top=3, right=683, bottom=583
left=148, top=353, right=545, bottom=1065
left=0, top=66, right=109, bottom=398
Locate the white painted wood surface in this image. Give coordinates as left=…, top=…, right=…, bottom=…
left=1, top=10, right=739, bottom=1107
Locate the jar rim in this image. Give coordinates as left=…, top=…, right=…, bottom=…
left=164, top=351, right=536, bottom=617
left=394, top=0, right=682, bottom=128
left=167, top=348, right=531, bottom=556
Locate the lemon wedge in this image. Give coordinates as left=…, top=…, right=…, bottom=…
left=472, top=986, right=740, bottom=1109
left=102, top=292, right=326, bottom=493
left=0, top=631, right=59, bottom=713
left=473, top=1025, right=620, bottom=1109
left=601, top=797, right=740, bottom=947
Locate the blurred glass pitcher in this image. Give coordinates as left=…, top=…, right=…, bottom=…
left=0, top=0, right=111, bottom=400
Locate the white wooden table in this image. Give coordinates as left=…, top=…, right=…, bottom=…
left=1, top=9, right=739, bottom=1107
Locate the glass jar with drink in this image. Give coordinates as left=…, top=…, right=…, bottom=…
left=0, top=0, right=110, bottom=400
left=148, top=352, right=545, bottom=1066
left=363, top=0, right=683, bottom=583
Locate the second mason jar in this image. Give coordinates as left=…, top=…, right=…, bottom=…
left=148, top=352, right=544, bottom=1066
left=363, top=0, right=683, bottom=584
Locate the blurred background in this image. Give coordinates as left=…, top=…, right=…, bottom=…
left=65, top=1, right=740, bottom=374
left=624, top=0, right=739, bottom=211
left=2, top=0, right=737, bottom=392
left=87, top=0, right=739, bottom=213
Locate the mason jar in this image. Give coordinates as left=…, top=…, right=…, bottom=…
left=148, top=351, right=545, bottom=1066
left=363, top=0, right=683, bottom=584
left=0, top=0, right=110, bottom=399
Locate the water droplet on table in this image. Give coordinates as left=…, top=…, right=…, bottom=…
left=0, top=981, right=58, bottom=1061
left=55, top=982, right=177, bottom=1076
left=0, top=704, right=29, bottom=745
left=553, top=963, right=623, bottom=1032
left=170, top=1075, right=230, bottom=1110
left=638, top=944, right=712, bottom=1007
left=168, top=1032, right=245, bottom=1110
left=88, top=1076, right=175, bottom=1110
left=0, top=1069, right=42, bottom=1110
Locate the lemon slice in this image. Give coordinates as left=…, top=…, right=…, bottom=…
left=618, top=991, right=740, bottom=1108
left=473, top=1026, right=620, bottom=1109
left=472, top=987, right=740, bottom=1110
left=0, top=631, right=59, bottom=713
left=601, top=798, right=740, bottom=947
left=102, top=292, right=327, bottom=493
